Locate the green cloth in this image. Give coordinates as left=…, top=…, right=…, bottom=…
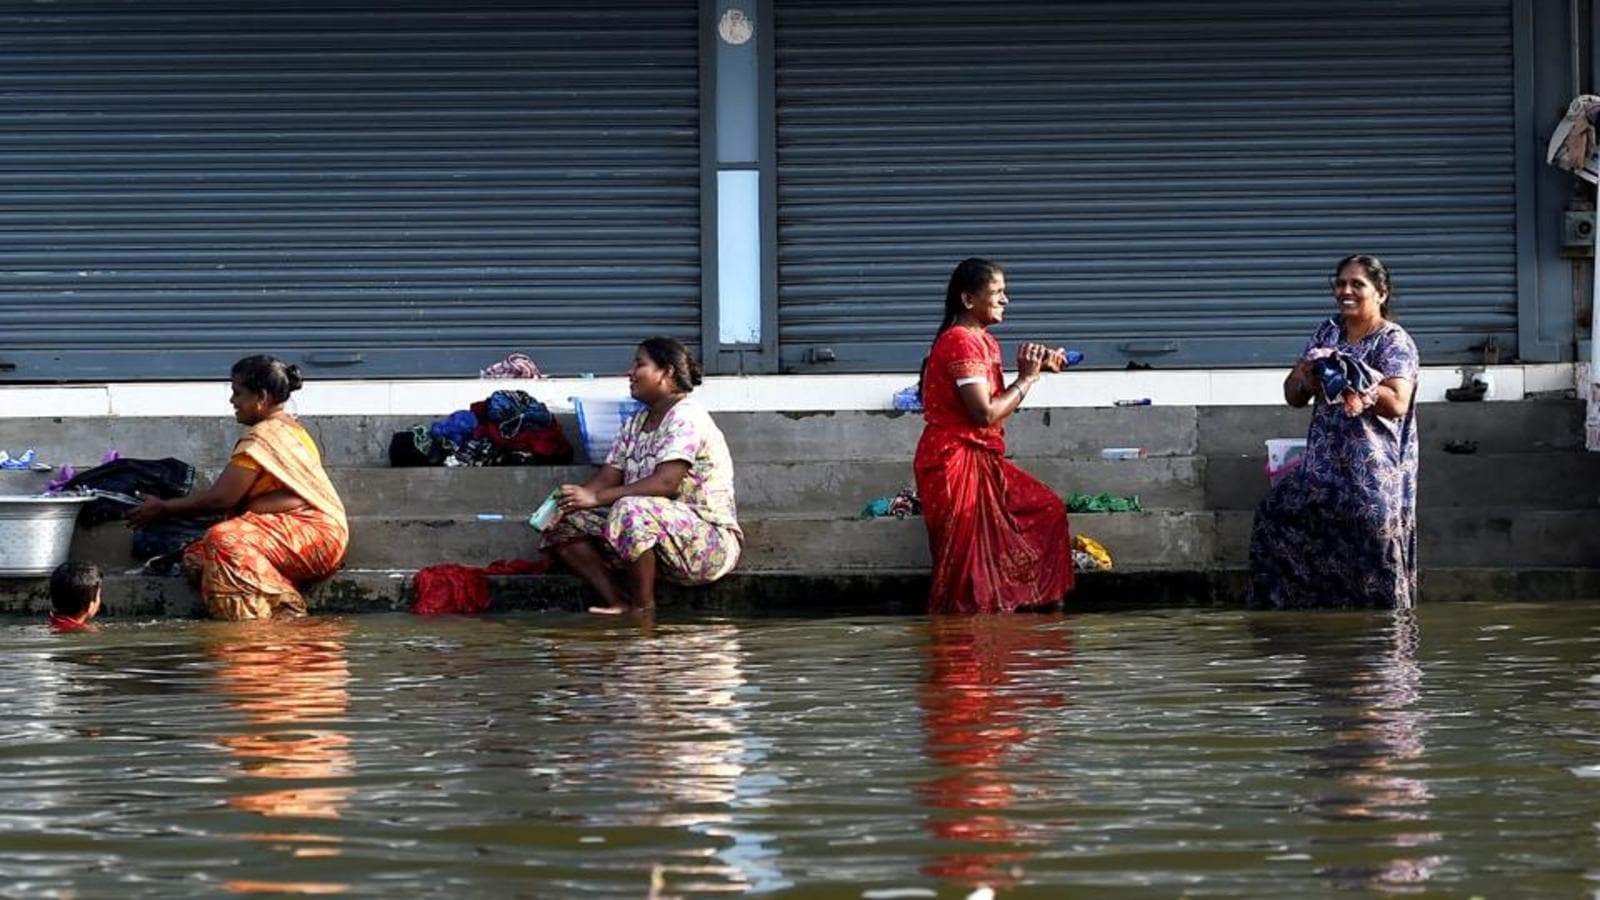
left=1066, top=491, right=1141, bottom=513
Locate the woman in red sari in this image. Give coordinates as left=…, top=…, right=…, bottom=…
left=915, top=257, right=1074, bottom=613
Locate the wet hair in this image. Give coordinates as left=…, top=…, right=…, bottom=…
left=1332, top=254, right=1394, bottom=317
left=50, top=561, right=101, bottom=617
left=230, top=354, right=304, bottom=404
left=918, top=257, right=1005, bottom=398
left=637, top=336, right=702, bottom=394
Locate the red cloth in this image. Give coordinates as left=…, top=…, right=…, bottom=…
left=48, top=612, right=95, bottom=632
left=468, top=401, right=574, bottom=463
left=412, top=558, right=551, bottom=615
left=914, top=327, right=1074, bottom=613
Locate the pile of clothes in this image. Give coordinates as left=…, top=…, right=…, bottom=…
left=861, top=487, right=922, bottom=519
left=51, top=456, right=215, bottom=574
left=1072, top=534, right=1114, bottom=572
left=390, top=390, right=572, bottom=467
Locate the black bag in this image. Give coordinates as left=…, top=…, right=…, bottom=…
left=389, top=428, right=447, bottom=467
left=62, top=457, right=196, bottom=525
left=131, top=516, right=220, bottom=575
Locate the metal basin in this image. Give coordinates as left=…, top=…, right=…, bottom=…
left=0, top=495, right=93, bottom=577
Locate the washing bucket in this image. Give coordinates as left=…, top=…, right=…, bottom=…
left=1264, top=438, right=1307, bottom=480
left=0, top=495, right=93, bottom=576
left=571, top=396, right=646, bottom=465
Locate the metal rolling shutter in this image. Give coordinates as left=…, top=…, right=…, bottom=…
left=776, top=0, right=1518, bottom=371
left=0, top=1, right=700, bottom=381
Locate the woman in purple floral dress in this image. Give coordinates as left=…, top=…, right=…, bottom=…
left=544, top=337, right=741, bottom=615
left=1248, top=255, right=1420, bottom=609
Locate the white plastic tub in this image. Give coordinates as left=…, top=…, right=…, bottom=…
left=0, top=495, right=92, bottom=577
left=1264, top=438, right=1308, bottom=480
left=572, top=396, right=645, bottom=465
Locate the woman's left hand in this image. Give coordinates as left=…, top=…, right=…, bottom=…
left=126, top=496, right=167, bottom=528
left=558, top=484, right=601, bottom=513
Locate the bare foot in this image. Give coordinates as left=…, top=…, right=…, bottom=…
left=587, top=604, right=629, bottom=616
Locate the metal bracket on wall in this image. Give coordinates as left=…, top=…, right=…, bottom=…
left=1116, top=341, right=1178, bottom=355
left=1564, top=210, right=1595, bottom=256
left=303, top=352, right=365, bottom=367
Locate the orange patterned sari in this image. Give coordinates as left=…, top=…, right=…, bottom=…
left=185, top=414, right=348, bottom=620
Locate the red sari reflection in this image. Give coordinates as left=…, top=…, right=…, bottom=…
left=919, top=614, right=1073, bottom=886
left=207, top=620, right=353, bottom=895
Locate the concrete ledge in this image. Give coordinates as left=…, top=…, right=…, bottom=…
left=2, top=567, right=1597, bottom=619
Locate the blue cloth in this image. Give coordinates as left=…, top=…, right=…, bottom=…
left=892, top=384, right=924, bottom=412
left=430, top=410, right=478, bottom=447
left=1248, top=317, right=1420, bottom=609
left=1311, top=352, right=1379, bottom=404
left=486, top=390, right=554, bottom=430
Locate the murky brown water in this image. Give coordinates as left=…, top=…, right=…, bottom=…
left=1, top=604, right=1598, bottom=897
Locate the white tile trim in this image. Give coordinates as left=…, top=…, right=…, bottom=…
left=0, top=363, right=1576, bottom=418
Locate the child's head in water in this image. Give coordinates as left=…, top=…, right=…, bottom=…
left=49, top=561, right=102, bottom=629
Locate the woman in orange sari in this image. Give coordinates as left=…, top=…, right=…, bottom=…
left=129, top=355, right=348, bottom=620
left=915, top=258, right=1074, bottom=614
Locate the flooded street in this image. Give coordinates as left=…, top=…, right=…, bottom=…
left=2, top=603, right=1597, bottom=896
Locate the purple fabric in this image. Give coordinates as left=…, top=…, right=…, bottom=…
left=1248, top=318, right=1421, bottom=609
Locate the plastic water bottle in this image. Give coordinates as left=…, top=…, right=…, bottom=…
left=1100, top=447, right=1146, bottom=460
left=527, top=489, right=562, bottom=531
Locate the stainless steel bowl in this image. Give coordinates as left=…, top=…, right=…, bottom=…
left=0, top=495, right=93, bottom=577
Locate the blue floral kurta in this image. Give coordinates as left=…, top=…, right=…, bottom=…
left=1248, top=317, right=1421, bottom=609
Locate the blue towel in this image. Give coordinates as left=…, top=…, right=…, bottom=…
left=1309, top=352, right=1380, bottom=405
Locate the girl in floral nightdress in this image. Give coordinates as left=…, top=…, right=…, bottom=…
left=543, top=337, right=741, bottom=615
left=1249, top=255, right=1420, bottom=609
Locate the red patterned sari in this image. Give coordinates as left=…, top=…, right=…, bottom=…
left=914, top=327, right=1074, bottom=614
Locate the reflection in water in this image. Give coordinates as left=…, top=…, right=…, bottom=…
left=555, top=622, right=782, bottom=894
left=1256, top=610, right=1440, bottom=891
left=207, top=620, right=353, bottom=895
left=918, top=615, right=1072, bottom=887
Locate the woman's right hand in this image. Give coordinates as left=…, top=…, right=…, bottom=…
left=1015, top=342, right=1048, bottom=380
left=1293, top=358, right=1320, bottom=387
left=558, top=483, right=601, bottom=513
left=127, top=496, right=167, bottom=529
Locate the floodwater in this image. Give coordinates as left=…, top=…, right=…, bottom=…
left=1, top=604, right=1598, bottom=897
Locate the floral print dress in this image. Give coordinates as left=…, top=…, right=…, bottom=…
left=1248, top=317, right=1420, bottom=609
left=543, top=399, right=741, bottom=584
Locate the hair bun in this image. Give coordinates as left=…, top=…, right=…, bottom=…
left=284, top=363, right=304, bottom=392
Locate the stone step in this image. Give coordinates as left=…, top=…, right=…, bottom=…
left=1212, top=507, right=1600, bottom=568
left=68, top=510, right=1215, bottom=573
left=332, top=456, right=1201, bottom=517
left=1197, top=399, right=1585, bottom=455
left=3, top=565, right=1597, bottom=619
left=1205, top=450, right=1600, bottom=511
left=64, top=502, right=1600, bottom=573
left=0, top=401, right=1575, bottom=472
left=7, top=447, right=1590, bottom=520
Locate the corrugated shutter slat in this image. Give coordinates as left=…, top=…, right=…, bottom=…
left=776, top=0, right=1518, bottom=370
left=0, top=1, right=700, bottom=380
